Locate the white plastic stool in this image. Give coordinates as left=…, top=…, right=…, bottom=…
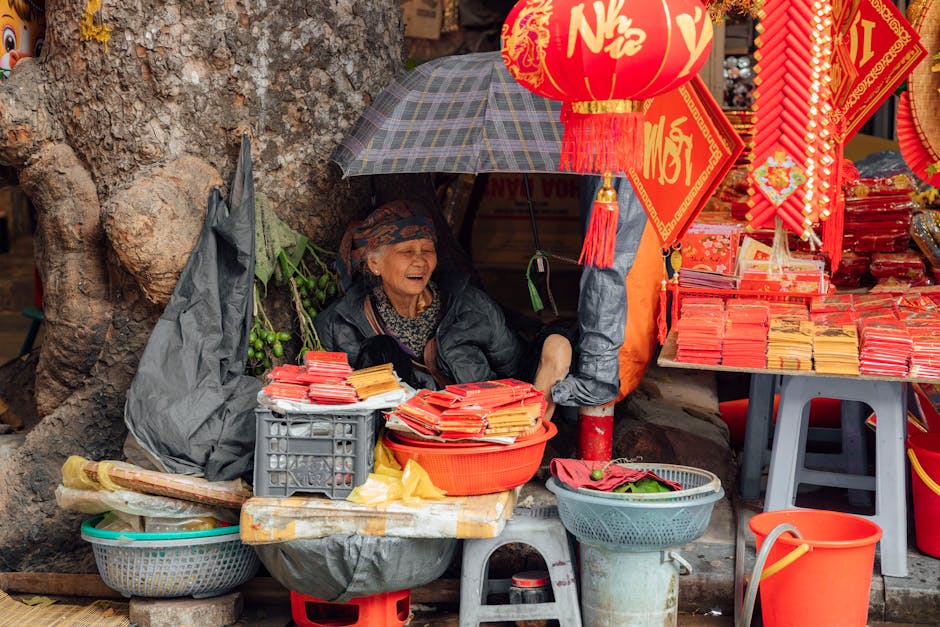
left=459, top=506, right=582, bottom=627
left=764, top=375, right=908, bottom=577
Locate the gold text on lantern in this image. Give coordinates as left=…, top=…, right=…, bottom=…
left=567, top=0, right=646, bottom=59
left=676, top=7, right=712, bottom=77
left=644, top=114, right=693, bottom=186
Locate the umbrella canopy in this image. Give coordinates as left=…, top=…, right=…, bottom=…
left=332, top=51, right=567, bottom=176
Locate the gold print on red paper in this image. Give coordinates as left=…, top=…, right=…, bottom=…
left=567, top=0, right=646, bottom=59
left=644, top=114, right=694, bottom=186
left=849, top=11, right=876, bottom=66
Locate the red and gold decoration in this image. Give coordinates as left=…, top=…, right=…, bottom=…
left=501, top=0, right=714, bottom=267
left=747, top=0, right=925, bottom=271
left=629, top=75, right=745, bottom=247
left=898, top=0, right=940, bottom=187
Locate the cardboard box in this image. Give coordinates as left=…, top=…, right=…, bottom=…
left=401, top=0, right=442, bottom=40
left=471, top=173, right=582, bottom=268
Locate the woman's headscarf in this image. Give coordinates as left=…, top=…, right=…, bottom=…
left=336, top=200, right=437, bottom=290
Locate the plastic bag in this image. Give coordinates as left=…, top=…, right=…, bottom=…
left=54, top=485, right=239, bottom=522
left=347, top=441, right=446, bottom=505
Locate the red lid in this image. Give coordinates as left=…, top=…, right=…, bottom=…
left=511, top=570, right=550, bottom=588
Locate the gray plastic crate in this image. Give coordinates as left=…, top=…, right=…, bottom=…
left=253, top=407, right=375, bottom=499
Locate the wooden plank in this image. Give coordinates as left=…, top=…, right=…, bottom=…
left=658, top=330, right=940, bottom=384
left=0, top=572, right=461, bottom=604
left=0, top=572, right=123, bottom=599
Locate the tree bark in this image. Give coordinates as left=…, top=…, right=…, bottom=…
left=0, top=0, right=403, bottom=571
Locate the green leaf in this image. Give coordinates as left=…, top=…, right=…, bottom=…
left=254, top=192, right=308, bottom=286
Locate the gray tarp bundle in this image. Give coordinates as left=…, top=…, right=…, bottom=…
left=550, top=175, right=649, bottom=407
left=254, top=535, right=458, bottom=602
left=124, top=136, right=262, bottom=481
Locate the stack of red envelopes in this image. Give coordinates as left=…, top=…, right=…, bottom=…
left=388, top=379, right=545, bottom=440
left=906, top=319, right=940, bottom=378
left=675, top=297, right=725, bottom=365
left=303, top=351, right=357, bottom=403
left=858, top=317, right=911, bottom=377
left=264, top=353, right=384, bottom=405
left=721, top=300, right=770, bottom=368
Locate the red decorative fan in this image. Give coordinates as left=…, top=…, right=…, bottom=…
left=898, top=90, right=940, bottom=187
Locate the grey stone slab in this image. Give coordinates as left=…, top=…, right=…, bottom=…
left=884, top=552, right=940, bottom=624
left=130, top=592, right=243, bottom=627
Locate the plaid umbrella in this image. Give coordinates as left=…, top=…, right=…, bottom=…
left=332, top=51, right=567, bottom=176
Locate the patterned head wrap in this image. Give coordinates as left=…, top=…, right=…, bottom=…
left=336, top=201, right=437, bottom=290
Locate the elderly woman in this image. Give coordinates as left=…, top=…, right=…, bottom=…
left=315, top=201, right=571, bottom=420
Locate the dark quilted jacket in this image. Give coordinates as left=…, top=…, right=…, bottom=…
left=313, top=273, right=523, bottom=389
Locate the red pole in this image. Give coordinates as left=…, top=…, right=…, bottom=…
left=578, top=405, right=614, bottom=461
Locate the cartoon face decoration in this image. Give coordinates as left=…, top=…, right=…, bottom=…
left=0, top=0, right=45, bottom=79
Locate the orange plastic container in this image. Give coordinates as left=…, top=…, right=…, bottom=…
left=908, top=432, right=940, bottom=558
left=749, top=510, right=881, bottom=627
left=382, top=420, right=557, bottom=495
left=290, top=589, right=410, bottom=627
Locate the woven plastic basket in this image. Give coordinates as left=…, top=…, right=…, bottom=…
left=546, top=464, right=724, bottom=551
left=81, top=516, right=260, bottom=598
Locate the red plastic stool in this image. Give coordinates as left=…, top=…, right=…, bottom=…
left=290, top=589, right=411, bottom=627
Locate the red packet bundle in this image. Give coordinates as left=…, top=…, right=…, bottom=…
left=680, top=222, right=742, bottom=275
left=858, top=318, right=912, bottom=377
left=675, top=299, right=725, bottom=365
left=263, top=382, right=310, bottom=402
left=433, top=378, right=535, bottom=408
left=812, top=325, right=860, bottom=376
left=722, top=300, right=769, bottom=368
left=304, top=351, right=353, bottom=382
left=267, top=364, right=309, bottom=385
left=810, top=294, right=855, bottom=314
left=766, top=318, right=814, bottom=371
left=870, top=252, right=926, bottom=283
left=307, top=382, right=358, bottom=404
left=830, top=252, right=871, bottom=289
left=907, top=319, right=940, bottom=379
left=811, top=311, right=858, bottom=326
left=853, top=294, right=899, bottom=317
left=766, top=302, right=810, bottom=321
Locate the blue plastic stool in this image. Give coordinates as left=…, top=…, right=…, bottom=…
left=763, top=375, right=908, bottom=577
left=739, top=373, right=870, bottom=507
left=459, top=506, right=582, bottom=627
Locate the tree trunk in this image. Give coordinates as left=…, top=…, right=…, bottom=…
left=0, top=0, right=403, bottom=572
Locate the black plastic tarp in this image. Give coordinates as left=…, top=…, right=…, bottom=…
left=253, top=534, right=458, bottom=603
left=124, top=136, right=262, bottom=481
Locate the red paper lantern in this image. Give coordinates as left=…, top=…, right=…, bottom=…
left=502, top=0, right=713, bottom=267
left=501, top=0, right=713, bottom=175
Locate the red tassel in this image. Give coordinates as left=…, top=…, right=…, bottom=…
left=657, top=280, right=668, bottom=345
left=580, top=199, right=618, bottom=268
left=822, top=147, right=847, bottom=272
left=560, top=103, right=644, bottom=174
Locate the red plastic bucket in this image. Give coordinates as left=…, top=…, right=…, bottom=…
left=907, top=432, right=940, bottom=558
left=749, top=509, right=881, bottom=627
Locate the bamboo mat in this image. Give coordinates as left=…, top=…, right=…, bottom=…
left=0, top=589, right=129, bottom=626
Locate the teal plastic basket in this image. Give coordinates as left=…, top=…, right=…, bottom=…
left=81, top=516, right=260, bottom=598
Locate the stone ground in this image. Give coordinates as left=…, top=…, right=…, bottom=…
left=2, top=234, right=939, bottom=625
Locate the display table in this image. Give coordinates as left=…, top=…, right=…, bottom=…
left=240, top=489, right=517, bottom=544
left=658, top=330, right=917, bottom=577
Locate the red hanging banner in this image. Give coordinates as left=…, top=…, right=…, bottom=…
left=628, top=75, right=744, bottom=248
